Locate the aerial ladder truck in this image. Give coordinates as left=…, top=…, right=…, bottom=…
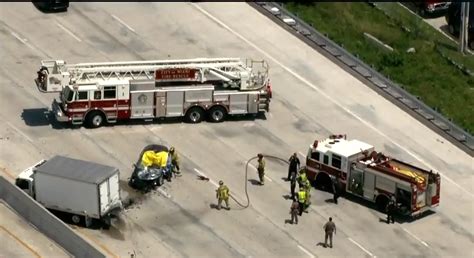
left=36, top=58, right=272, bottom=128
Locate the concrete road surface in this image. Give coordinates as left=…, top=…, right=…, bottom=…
left=0, top=2, right=472, bottom=258
left=0, top=202, right=70, bottom=258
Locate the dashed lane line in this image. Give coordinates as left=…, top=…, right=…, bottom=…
left=348, top=237, right=376, bottom=257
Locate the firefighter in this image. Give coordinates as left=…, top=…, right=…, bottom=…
left=257, top=153, right=266, bottom=185
left=303, top=183, right=311, bottom=213
left=169, top=147, right=181, bottom=177
left=297, top=167, right=308, bottom=188
left=297, top=188, right=306, bottom=216
left=331, top=176, right=342, bottom=204
left=289, top=198, right=300, bottom=224
left=386, top=197, right=396, bottom=224
left=287, top=153, right=300, bottom=181
left=216, top=180, right=230, bottom=210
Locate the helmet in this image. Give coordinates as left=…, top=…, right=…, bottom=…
left=219, top=180, right=224, bottom=185
left=169, top=147, right=175, bottom=152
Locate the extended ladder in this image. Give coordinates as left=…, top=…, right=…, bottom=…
left=38, top=58, right=269, bottom=92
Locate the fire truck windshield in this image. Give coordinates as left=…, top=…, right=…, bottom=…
left=62, top=86, right=74, bottom=103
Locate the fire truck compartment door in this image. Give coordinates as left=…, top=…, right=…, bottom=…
left=229, top=94, right=248, bottom=114
left=130, top=92, right=154, bottom=118
left=363, top=172, right=375, bottom=200
left=166, top=91, right=184, bottom=117
left=248, top=93, right=259, bottom=113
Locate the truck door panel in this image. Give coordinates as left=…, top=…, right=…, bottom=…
left=247, top=93, right=258, bottom=113
left=348, top=167, right=364, bottom=196
left=229, top=94, right=248, bottom=114
left=130, top=91, right=154, bottom=118
left=99, top=181, right=110, bottom=215
left=375, top=175, right=396, bottom=194
left=155, top=91, right=166, bottom=118
left=363, top=172, right=375, bottom=200
left=108, top=173, right=120, bottom=204
left=166, top=91, right=184, bottom=116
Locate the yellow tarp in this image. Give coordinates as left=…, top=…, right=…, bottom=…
left=395, top=167, right=425, bottom=185
left=141, top=150, right=169, bottom=167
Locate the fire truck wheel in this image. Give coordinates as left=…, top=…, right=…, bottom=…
left=208, top=106, right=227, bottom=123
left=185, top=107, right=204, bottom=123
left=86, top=111, right=105, bottom=128
left=71, top=215, right=81, bottom=225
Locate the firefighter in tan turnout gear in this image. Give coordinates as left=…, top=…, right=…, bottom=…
left=257, top=153, right=266, bottom=185
left=169, top=147, right=181, bottom=177
left=216, top=181, right=230, bottom=210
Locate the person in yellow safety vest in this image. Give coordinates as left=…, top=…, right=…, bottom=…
left=297, top=189, right=306, bottom=216
left=216, top=180, right=230, bottom=210
left=169, top=147, right=181, bottom=176
left=257, top=153, right=266, bottom=185
left=297, top=167, right=308, bottom=188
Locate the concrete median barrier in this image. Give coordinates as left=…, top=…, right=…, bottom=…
left=0, top=176, right=106, bottom=258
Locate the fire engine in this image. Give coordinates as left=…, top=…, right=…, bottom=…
left=36, top=58, right=272, bottom=128
left=304, top=135, right=441, bottom=217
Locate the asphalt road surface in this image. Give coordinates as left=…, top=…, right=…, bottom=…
left=0, top=2, right=472, bottom=258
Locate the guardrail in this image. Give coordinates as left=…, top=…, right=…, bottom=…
left=0, top=176, right=106, bottom=258
left=249, top=2, right=473, bottom=157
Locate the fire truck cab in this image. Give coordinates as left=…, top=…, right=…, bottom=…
left=305, top=135, right=441, bottom=217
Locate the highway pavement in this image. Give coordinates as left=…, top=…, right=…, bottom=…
left=0, top=2, right=472, bottom=258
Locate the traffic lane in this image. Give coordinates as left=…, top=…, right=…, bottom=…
left=83, top=2, right=249, bottom=59
left=192, top=2, right=473, bottom=188
left=97, top=125, right=320, bottom=258
left=157, top=124, right=376, bottom=258
left=161, top=121, right=438, bottom=258
left=0, top=202, right=70, bottom=258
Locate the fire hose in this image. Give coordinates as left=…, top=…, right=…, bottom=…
left=229, top=154, right=290, bottom=209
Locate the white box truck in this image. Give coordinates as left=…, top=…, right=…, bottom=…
left=15, top=155, right=123, bottom=228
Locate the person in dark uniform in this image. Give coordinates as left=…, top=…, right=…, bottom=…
left=332, top=176, right=342, bottom=204
left=287, top=153, right=300, bottom=181
left=290, top=171, right=297, bottom=200
left=386, top=198, right=396, bottom=224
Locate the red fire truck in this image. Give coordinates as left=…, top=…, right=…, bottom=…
left=36, top=58, right=272, bottom=128
left=305, top=135, right=441, bottom=217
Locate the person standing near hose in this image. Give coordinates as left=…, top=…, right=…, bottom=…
left=216, top=180, right=230, bottom=210
left=287, top=153, right=300, bottom=181
left=257, top=153, right=266, bottom=185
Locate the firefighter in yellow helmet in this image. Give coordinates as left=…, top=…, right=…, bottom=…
left=169, top=147, right=181, bottom=177
left=257, top=153, right=266, bottom=185
left=216, top=180, right=230, bottom=210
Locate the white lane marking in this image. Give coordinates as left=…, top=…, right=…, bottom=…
left=10, top=31, right=27, bottom=44
left=348, top=238, right=376, bottom=257
left=5, top=121, right=34, bottom=143
left=111, top=14, right=136, bottom=33
left=157, top=188, right=171, bottom=199
left=248, top=163, right=273, bottom=182
left=297, top=245, right=315, bottom=258
left=194, top=168, right=219, bottom=187
left=402, top=228, right=429, bottom=247
left=56, top=22, right=82, bottom=42
left=192, top=4, right=473, bottom=198
left=298, top=151, right=306, bottom=158
left=7, top=29, right=37, bottom=52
